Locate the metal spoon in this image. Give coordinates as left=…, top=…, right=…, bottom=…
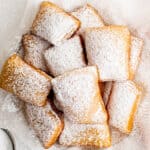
left=0, top=128, right=15, bottom=150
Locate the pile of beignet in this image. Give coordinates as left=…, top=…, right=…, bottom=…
left=0, top=1, right=143, bottom=149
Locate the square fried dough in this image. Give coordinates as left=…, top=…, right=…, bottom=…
left=59, top=119, right=111, bottom=148
left=51, top=66, right=107, bottom=124
left=31, top=1, right=80, bottom=45
left=71, top=4, right=104, bottom=35
left=85, top=26, right=131, bottom=81
left=44, top=36, right=86, bottom=76
left=107, top=80, right=142, bottom=133
left=23, top=34, right=50, bottom=72
left=25, top=101, right=63, bottom=148
left=0, top=54, right=52, bottom=106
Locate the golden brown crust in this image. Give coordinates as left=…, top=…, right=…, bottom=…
left=0, top=54, right=52, bottom=106
left=126, top=83, right=142, bottom=133
left=126, top=30, right=131, bottom=81
left=59, top=120, right=111, bottom=148
left=44, top=115, right=64, bottom=148
left=0, top=54, right=17, bottom=93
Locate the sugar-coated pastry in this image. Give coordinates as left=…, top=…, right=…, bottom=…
left=25, top=101, right=63, bottom=148
left=59, top=119, right=111, bottom=148
left=44, top=36, right=86, bottom=76
left=130, top=36, right=143, bottom=79
left=107, top=80, right=142, bottom=133
left=23, top=34, right=50, bottom=72
left=85, top=26, right=131, bottom=81
left=51, top=66, right=107, bottom=124
left=31, top=1, right=80, bottom=45
left=71, top=4, right=104, bottom=35
left=0, top=54, right=52, bottom=106
left=102, top=82, right=113, bottom=106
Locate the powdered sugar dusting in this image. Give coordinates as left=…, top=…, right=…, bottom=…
left=25, top=102, right=62, bottom=147
left=31, top=2, right=80, bottom=45
left=71, top=4, right=104, bottom=35
left=0, top=54, right=52, bottom=106
left=59, top=119, right=111, bottom=147
left=92, top=106, right=107, bottom=123
left=52, top=66, right=107, bottom=124
left=108, top=81, right=141, bottom=133
left=44, top=36, right=86, bottom=76
left=23, top=34, right=50, bottom=72
left=0, top=1, right=149, bottom=149
left=85, top=26, right=130, bottom=81
left=130, top=36, right=143, bottom=78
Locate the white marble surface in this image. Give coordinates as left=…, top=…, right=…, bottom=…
left=0, top=0, right=150, bottom=150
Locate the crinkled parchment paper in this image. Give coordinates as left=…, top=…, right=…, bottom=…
left=0, top=0, right=150, bottom=150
